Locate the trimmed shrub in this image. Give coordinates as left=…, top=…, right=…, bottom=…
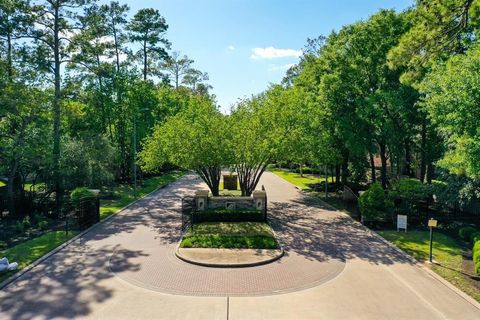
left=470, top=231, right=480, bottom=244
left=293, top=166, right=314, bottom=174
left=38, top=220, right=48, bottom=230
left=358, top=183, right=393, bottom=223
left=70, top=187, right=96, bottom=204
left=473, top=240, right=480, bottom=275
left=459, top=226, right=477, bottom=241
left=474, top=241, right=480, bottom=261
left=391, top=178, right=433, bottom=201
left=192, top=209, right=264, bottom=223
left=14, top=220, right=24, bottom=234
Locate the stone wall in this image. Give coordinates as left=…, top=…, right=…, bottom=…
left=195, top=190, right=266, bottom=212
left=208, top=197, right=255, bottom=210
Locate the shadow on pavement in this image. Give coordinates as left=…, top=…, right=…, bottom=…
left=269, top=195, right=413, bottom=266
left=0, top=244, right=146, bottom=320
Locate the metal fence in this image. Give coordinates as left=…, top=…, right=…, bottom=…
left=261, top=185, right=268, bottom=221
left=181, top=196, right=195, bottom=231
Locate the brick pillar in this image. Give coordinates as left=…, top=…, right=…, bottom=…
left=195, top=190, right=209, bottom=211
left=252, top=190, right=266, bottom=212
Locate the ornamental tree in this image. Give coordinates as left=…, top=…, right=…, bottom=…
left=140, top=94, right=228, bottom=196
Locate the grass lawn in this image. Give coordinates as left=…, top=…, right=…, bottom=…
left=180, top=222, right=278, bottom=249
left=0, top=231, right=78, bottom=283
left=100, top=171, right=183, bottom=219
left=378, top=230, right=480, bottom=302
left=270, top=169, right=334, bottom=190
left=217, top=180, right=242, bottom=196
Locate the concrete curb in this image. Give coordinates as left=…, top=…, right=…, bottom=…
left=0, top=176, right=180, bottom=291
left=175, top=243, right=284, bottom=268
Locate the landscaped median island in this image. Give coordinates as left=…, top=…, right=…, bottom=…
left=176, top=221, right=283, bottom=267
left=176, top=182, right=284, bottom=267
left=180, top=222, right=279, bottom=249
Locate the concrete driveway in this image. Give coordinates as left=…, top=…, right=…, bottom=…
left=0, top=172, right=479, bottom=319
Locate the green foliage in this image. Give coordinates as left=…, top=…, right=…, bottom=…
left=14, top=220, right=24, bottom=234
left=358, top=183, right=393, bottom=222
left=60, top=135, right=116, bottom=190
left=192, top=209, right=265, bottom=223
left=458, top=226, right=477, bottom=241
left=391, top=178, right=431, bottom=200
left=140, top=95, right=227, bottom=195
left=99, top=172, right=182, bottom=219
left=190, top=222, right=274, bottom=237
left=0, top=241, right=7, bottom=250
left=22, top=216, right=31, bottom=228
left=128, top=8, right=170, bottom=79
left=474, top=240, right=480, bottom=275
left=180, top=222, right=278, bottom=249
left=38, top=220, right=48, bottom=231
left=180, top=234, right=277, bottom=249
left=470, top=232, right=480, bottom=244
left=421, top=44, right=480, bottom=179
left=70, top=187, right=96, bottom=204
left=388, top=0, right=478, bottom=85
left=379, top=230, right=480, bottom=301
left=0, top=231, right=79, bottom=283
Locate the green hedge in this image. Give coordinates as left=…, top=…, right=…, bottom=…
left=470, top=231, right=480, bottom=244
left=459, top=226, right=477, bottom=241
left=358, top=183, right=393, bottom=223
left=474, top=240, right=480, bottom=275
left=192, top=209, right=265, bottom=223
left=391, top=178, right=432, bottom=200
left=180, top=234, right=277, bottom=249
left=70, top=187, right=96, bottom=204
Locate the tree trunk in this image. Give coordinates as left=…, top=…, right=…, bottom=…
left=379, top=141, right=388, bottom=189
left=53, top=4, right=62, bottom=211
left=341, top=152, right=349, bottom=186
left=197, top=167, right=221, bottom=196
left=143, top=40, right=147, bottom=80
left=426, top=162, right=434, bottom=184
left=335, top=165, right=341, bottom=184
left=6, top=159, right=19, bottom=216
left=113, top=20, right=121, bottom=73
left=420, top=116, right=427, bottom=183
left=405, top=139, right=412, bottom=177
left=7, top=32, right=13, bottom=80
left=369, top=153, right=376, bottom=183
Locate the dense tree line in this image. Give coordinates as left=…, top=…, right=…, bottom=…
left=0, top=0, right=213, bottom=215
left=274, top=1, right=480, bottom=204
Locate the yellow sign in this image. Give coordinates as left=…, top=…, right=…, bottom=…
left=428, top=219, right=438, bottom=228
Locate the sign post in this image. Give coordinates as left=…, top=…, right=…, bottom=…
left=428, top=218, right=438, bottom=263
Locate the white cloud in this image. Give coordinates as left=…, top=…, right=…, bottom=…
left=227, top=45, right=235, bottom=51
left=268, top=63, right=296, bottom=72
left=251, top=46, right=302, bottom=59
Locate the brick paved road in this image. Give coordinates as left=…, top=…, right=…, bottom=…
left=1, top=172, right=479, bottom=319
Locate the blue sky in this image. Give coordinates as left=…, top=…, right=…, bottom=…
left=100, top=0, right=413, bottom=111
